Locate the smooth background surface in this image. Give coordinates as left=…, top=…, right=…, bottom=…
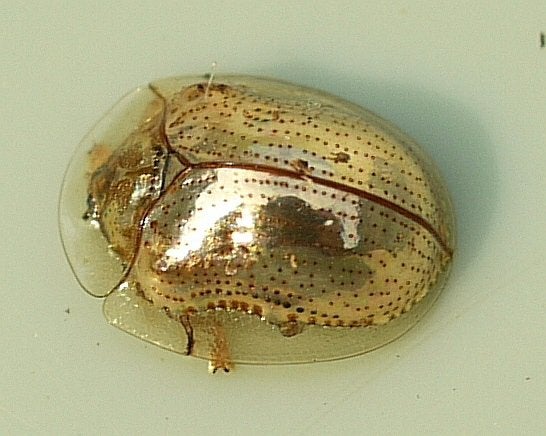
left=1, top=2, right=545, bottom=434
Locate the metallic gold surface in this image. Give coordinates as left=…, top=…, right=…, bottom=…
left=60, top=75, right=455, bottom=370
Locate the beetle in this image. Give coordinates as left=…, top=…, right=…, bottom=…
left=59, top=75, right=455, bottom=372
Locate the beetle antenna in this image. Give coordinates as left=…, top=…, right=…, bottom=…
left=205, top=61, right=217, bottom=99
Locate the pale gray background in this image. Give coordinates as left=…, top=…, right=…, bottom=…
left=1, top=1, right=545, bottom=434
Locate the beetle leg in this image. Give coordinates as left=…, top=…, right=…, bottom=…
left=179, top=314, right=195, bottom=356
left=279, top=320, right=305, bottom=337
left=181, top=313, right=233, bottom=373
left=207, top=321, right=233, bottom=374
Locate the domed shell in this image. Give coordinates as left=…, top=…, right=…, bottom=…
left=59, top=75, right=455, bottom=371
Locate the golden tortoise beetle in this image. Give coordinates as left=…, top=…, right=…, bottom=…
left=59, top=75, right=455, bottom=373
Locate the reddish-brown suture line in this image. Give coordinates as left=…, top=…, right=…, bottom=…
left=186, top=160, right=453, bottom=257
left=139, top=84, right=452, bottom=282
